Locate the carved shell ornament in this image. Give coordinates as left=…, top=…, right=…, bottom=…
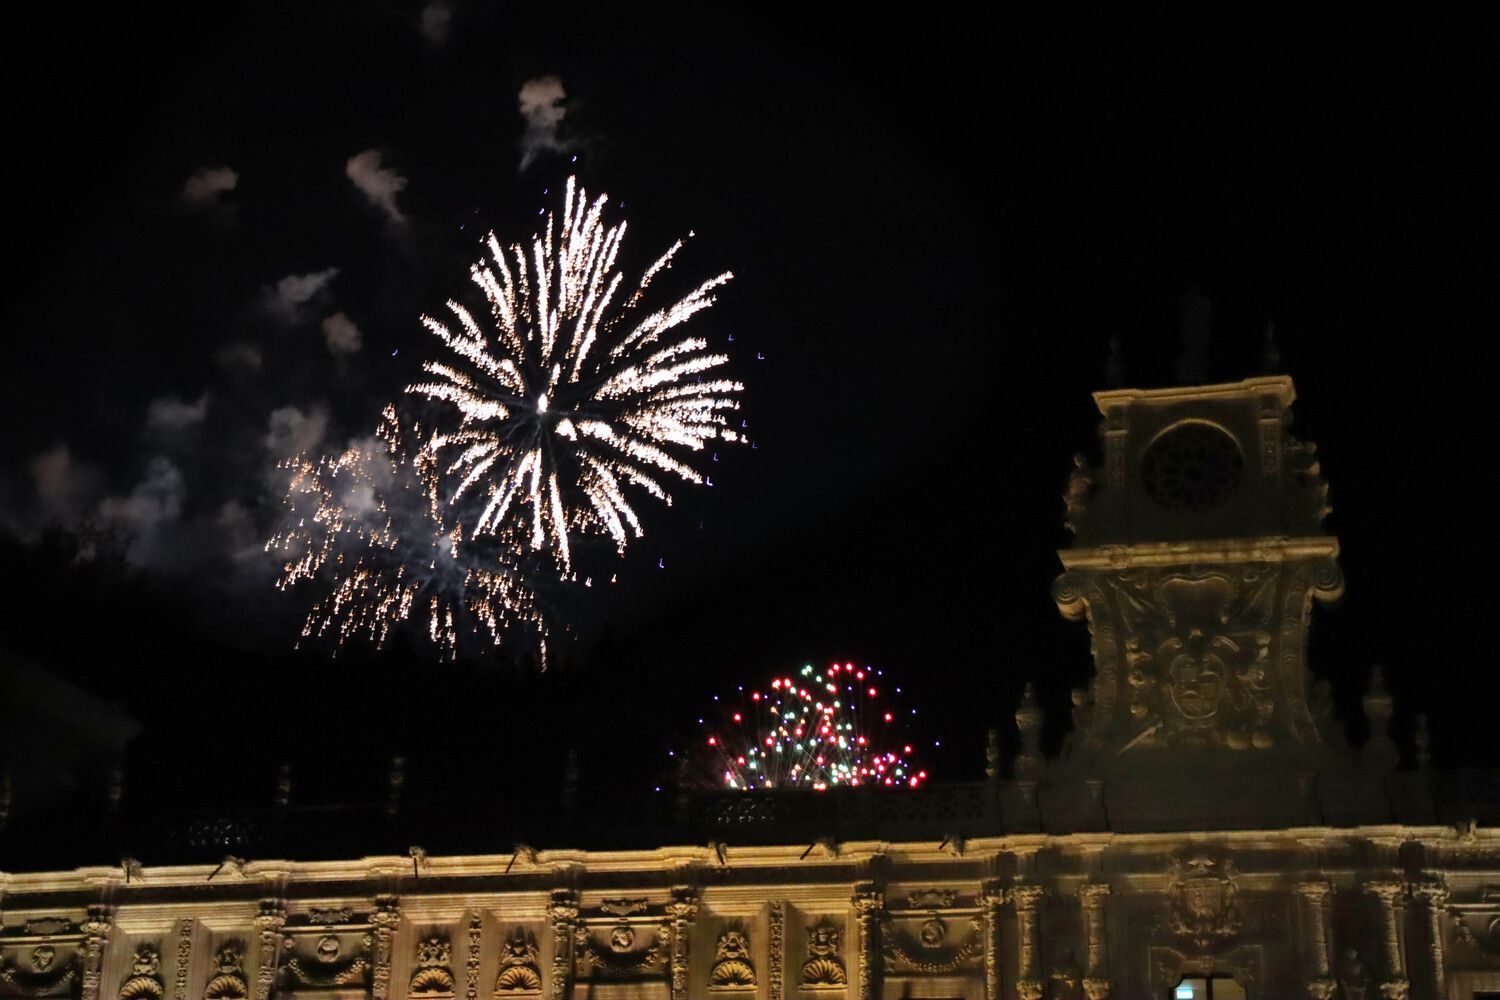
left=493, top=928, right=543, bottom=995
left=410, top=936, right=456, bottom=997
left=117, top=945, right=165, bottom=1000
left=799, top=921, right=847, bottom=988
left=708, top=927, right=756, bottom=990
left=204, top=943, right=249, bottom=999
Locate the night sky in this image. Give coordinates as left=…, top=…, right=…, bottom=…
left=2, top=10, right=1497, bottom=823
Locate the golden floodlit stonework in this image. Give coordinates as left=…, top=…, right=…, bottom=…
left=3, top=377, right=1500, bottom=999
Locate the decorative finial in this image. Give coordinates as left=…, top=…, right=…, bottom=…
left=386, top=755, right=406, bottom=820
left=1260, top=320, right=1281, bottom=373
left=1104, top=336, right=1125, bottom=387
left=1414, top=714, right=1432, bottom=770
left=1360, top=666, right=1399, bottom=775
left=985, top=727, right=1002, bottom=781
left=1173, top=289, right=1211, bottom=384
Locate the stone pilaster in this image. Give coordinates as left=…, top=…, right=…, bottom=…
left=767, top=900, right=785, bottom=1000
left=464, top=912, right=482, bottom=1000
left=1012, top=884, right=1045, bottom=1000
left=370, top=894, right=401, bottom=1000
left=251, top=899, right=285, bottom=1000
left=1297, top=881, right=1336, bottom=999
left=668, top=886, right=699, bottom=1000
left=1078, top=883, right=1111, bottom=999
left=852, top=882, right=884, bottom=1000
left=1366, top=881, right=1409, bottom=1000
left=171, top=918, right=194, bottom=1000
left=1410, top=881, right=1448, bottom=1000
left=78, top=905, right=111, bottom=1000
left=979, top=880, right=1004, bottom=1000
left=547, top=890, right=578, bottom=1000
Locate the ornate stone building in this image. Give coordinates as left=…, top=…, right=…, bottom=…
left=3, top=376, right=1500, bottom=999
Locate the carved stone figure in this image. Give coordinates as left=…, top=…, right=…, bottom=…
left=799, top=921, right=846, bottom=988
left=492, top=929, right=542, bottom=996
left=707, top=927, right=755, bottom=990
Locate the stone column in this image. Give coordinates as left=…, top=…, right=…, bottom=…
left=1012, top=884, right=1045, bottom=1000
left=548, top=890, right=578, bottom=1000
left=767, top=900, right=786, bottom=1000
left=251, top=900, right=285, bottom=1000
left=979, top=881, right=1005, bottom=1000
left=1410, top=882, right=1448, bottom=1000
left=370, top=894, right=401, bottom=1000
left=1078, top=883, right=1111, bottom=1000
left=171, top=918, right=194, bottom=1000
left=668, top=886, right=699, bottom=1000
left=79, top=905, right=111, bottom=1000
left=1366, top=881, right=1410, bottom=1000
left=1297, top=881, right=1336, bottom=999
left=464, top=912, right=482, bottom=1000
left=852, top=882, right=884, bottom=1000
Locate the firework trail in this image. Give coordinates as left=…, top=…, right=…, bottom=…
left=408, top=176, right=742, bottom=574
left=267, top=406, right=545, bottom=659
left=689, top=663, right=928, bottom=791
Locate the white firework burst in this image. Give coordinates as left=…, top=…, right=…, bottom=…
left=407, top=176, right=742, bottom=573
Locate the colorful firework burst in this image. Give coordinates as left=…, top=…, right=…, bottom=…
left=690, top=663, right=928, bottom=791
left=407, top=176, right=742, bottom=574
left=266, top=405, right=545, bottom=659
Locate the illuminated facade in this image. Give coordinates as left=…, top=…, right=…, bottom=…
left=3, top=376, right=1500, bottom=999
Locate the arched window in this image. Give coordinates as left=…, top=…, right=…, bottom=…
left=1172, top=976, right=1247, bottom=1000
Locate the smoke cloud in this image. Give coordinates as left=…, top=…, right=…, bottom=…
left=262, top=268, right=339, bottom=324
left=345, top=150, right=408, bottom=224
left=518, top=75, right=571, bottom=170
left=322, top=312, right=363, bottom=354
left=180, top=166, right=238, bottom=208
left=145, top=393, right=209, bottom=432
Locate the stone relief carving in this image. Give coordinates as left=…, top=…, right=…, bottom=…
left=492, top=929, right=542, bottom=996
left=279, top=933, right=373, bottom=990
left=572, top=920, right=669, bottom=979
left=880, top=913, right=984, bottom=974
left=117, top=945, right=163, bottom=1000
left=798, top=920, right=846, bottom=989
left=707, top=926, right=755, bottom=990
left=409, top=936, right=455, bottom=998
left=0, top=942, right=79, bottom=997
left=170, top=921, right=192, bottom=1000
left=1164, top=854, right=1242, bottom=950
left=204, top=944, right=249, bottom=1000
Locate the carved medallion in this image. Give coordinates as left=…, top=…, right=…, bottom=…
left=799, top=920, right=846, bottom=989
left=881, top=914, right=984, bottom=975
left=573, top=921, right=669, bottom=980
left=280, top=933, right=372, bottom=990
left=708, top=927, right=756, bottom=991
left=492, top=928, right=542, bottom=996
left=0, top=942, right=80, bottom=997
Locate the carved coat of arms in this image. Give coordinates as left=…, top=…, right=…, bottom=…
left=1166, top=854, right=1243, bottom=950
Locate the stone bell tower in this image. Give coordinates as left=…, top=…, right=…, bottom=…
left=1049, top=376, right=1354, bottom=831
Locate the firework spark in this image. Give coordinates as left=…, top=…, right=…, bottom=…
left=689, top=663, right=928, bottom=791
left=267, top=406, right=545, bottom=658
left=408, top=176, right=742, bottom=573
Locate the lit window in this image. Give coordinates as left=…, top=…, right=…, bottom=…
left=1172, top=975, right=1247, bottom=999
